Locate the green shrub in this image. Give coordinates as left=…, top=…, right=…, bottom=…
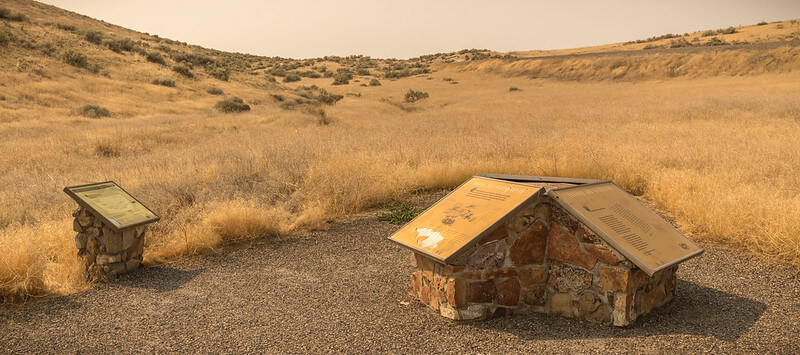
left=55, top=23, right=78, bottom=32
left=206, top=86, right=224, bottom=95
left=172, top=61, right=193, bottom=78
left=757, top=21, right=768, bottom=26
left=0, top=28, right=11, bottom=47
left=104, top=38, right=135, bottom=53
left=145, top=51, right=166, bottom=65
left=718, top=26, right=737, bottom=35
left=0, top=8, right=26, bottom=22
left=377, top=201, right=423, bottom=224
left=298, top=70, right=321, bottom=78
left=346, top=92, right=362, bottom=98
left=266, top=76, right=277, bottom=83
left=404, top=89, right=429, bottom=102
left=323, top=71, right=334, bottom=78
left=214, top=96, right=250, bottom=113
left=85, top=31, right=104, bottom=45
left=316, top=89, right=344, bottom=105
left=152, top=77, right=175, bottom=87
left=61, top=49, right=88, bottom=68
left=210, top=67, right=229, bottom=81
left=509, top=86, right=521, bottom=92
left=283, top=73, right=301, bottom=83
left=705, top=37, right=726, bottom=46
left=442, top=77, right=454, bottom=81
left=368, top=78, right=381, bottom=86
left=357, top=68, right=371, bottom=76
left=77, top=104, right=110, bottom=118
left=332, top=72, right=352, bottom=85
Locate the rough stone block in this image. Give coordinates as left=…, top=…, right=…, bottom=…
left=96, top=253, right=122, bottom=265
left=510, top=220, right=548, bottom=266
left=75, top=233, right=88, bottom=250
left=479, top=224, right=508, bottom=245
left=457, top=304, right=487, bottom=320
left=522, top=284, right=547, bottom=306
left=577, top=226, right=597, bottom=243
left=467, top=242, right=506, bottom=270
left=548, top=222, right=597, bottom=270
left=496, top=278, right=521, bottom=307
left=411, top=270, right=421, bottom=294
left=484, top=268, right=518, bottom=279
left=548, top=262, right=592, bottom=297
left=106, top=261, right=126, bottom=276
left=584, top=244, right=621, bottom=265
left=519, top=267, right=547, bottom=286
left=125, top=256, right=142, bottom=271
left=122, top=228, right=138, bottom=250
left=598, top=265, right=631, bottom=293
left=579, top=292, right=611, bottom=325
left=505, top=213, right=529, bottom=234
left=127, top=235, right=144, bottom=258
left=550, top=293, right=573, bottom=318
left=420, top=284, right=430, bottom=304
left=535, top=203, right=550, bottom=221
left=86, top=236, right=101, bottom=254
left=612, top=292, right=636, bottom=326
left=445, top=278, right=467, bottom=309
left=101, top=230, right=124, bottom=255
left=85, top=227, right=100, bottom=238
left=641, top=283, right=667, bottom=314
left=467, top=280, right=497, bottom=303
left=439, top=304, right=459, bottom=320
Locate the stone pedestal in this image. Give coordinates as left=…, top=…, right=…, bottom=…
left=72, top=207, right=145, bottom=281
left=408, top=199, right=678, bottom=326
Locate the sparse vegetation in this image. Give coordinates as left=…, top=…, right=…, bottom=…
left=369, top=78, right=381, bottom=86
left=283, top=72, right=301, bottom=83
left=214, top=96, right=250, bottom=113
left=404, top=89, right=429, bottom=102
left=145, top=51, right=167, bottom=65
left=76, top=104, right=110, bottom=118
left=172, top=61, right=194, bottom=78
left=377, top=201, right=423, bottom=224
left=61, top=49, right=89, bottom=69
left=210, top=67, right=230, bottom=81
left=206, top=86, right=224, bottom=95
left=509, top=86, right=521, bottom=92
left=0, top=7, right=27, bottom=22
left=332, top=71, right=353, bottom=85
left=84, top=31, right=103, bottom=45
left=152, top=77, right=176, bottom=87
left=0, top=28, right=11, bottom=47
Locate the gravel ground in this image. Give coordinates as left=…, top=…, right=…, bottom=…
left=1, top=192, right=798, bottom=353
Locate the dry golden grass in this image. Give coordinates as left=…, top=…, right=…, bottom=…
left=1, top=0, right=799, bottom=302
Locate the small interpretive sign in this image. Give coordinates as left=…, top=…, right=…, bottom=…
left=64, top=181, right=160, bottom=230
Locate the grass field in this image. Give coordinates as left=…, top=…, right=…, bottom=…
left=1, top=1, right=798, bottom=302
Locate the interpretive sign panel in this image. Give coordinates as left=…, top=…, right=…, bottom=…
left=389, top=176, right=542, bottom=262
left=549, top=181, right=703, bottom=275
left=64, top=181, right=160, bottom=231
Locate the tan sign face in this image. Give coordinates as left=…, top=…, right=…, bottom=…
left=64, top=181, right=159, bottom=230
left=550, top=182, right=703, bottom=275
left=389, top=177, right=542, bottom=262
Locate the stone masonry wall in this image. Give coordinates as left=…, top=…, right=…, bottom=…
left=73, top=207, right=145, bottom=281
left=409, top=197, right=678, bottom=326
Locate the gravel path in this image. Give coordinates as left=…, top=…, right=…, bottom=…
left=1, top=193, right=798, bottom=353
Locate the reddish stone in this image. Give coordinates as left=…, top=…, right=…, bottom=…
left=420, top=257, right=435, bottom=281
left=445, top=264, right=466, bottom=274
left=522, top=284, right=547, bottom=305
left=461, top=271, right=482, bottom=280
left=510, top=220, right=548, bottom=266
left=547, top=261, right=592, bottom=297
left=420, top=284, right=430, bottom=304
left=577, top=227, right=597, bottom=243
left=445, top=278, right=467, bottom=309
left=430, top=286, right=440, bottom=310
left=467, top=281, right=497, bottom=303
left=479, top=225, right=508, bottom=245
left=632, top=268, right=650, bottom=288
left=484, top=268, right=519, bottom=279
left=598, top=265, right=631, bottom=293
left=410, top=253, right=418, bottom=267
left=548, top=222, right=597, bottom=270
left=640, top=283, right=667, bottom=314
left=411, top=270, right=421, bottom=293
left=496, top=278, right=521, bottom=307
left=519, top=267, right=547, bottom=286
left=583, top=244, right=621, bottom=265
left=467, top=242, right=506, bottom=270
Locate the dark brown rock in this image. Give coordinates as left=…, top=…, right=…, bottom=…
left=467, top=242, right=506, bottom=270
left=522, top=284, right=547, bottom=305
left=484, top=268, right=518, bottom=279
left=548, top=222, right=597, bottom=270
left=584, top=243, right=622, bottom=265
left=445, top=278, right=467, bottom=309
left=519, top=267, right=547, bottom=286
left=496, top=278, right=521, bottom=306
left=510, top=220, right=548, bottom=266
left=468, top=281, right=497, bottom=303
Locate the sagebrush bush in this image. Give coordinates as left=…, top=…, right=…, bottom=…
left=206, top=86, right=224, bottom=95
left=61, top=49, right=88, bottom=68
left=0, top=28, right=11, bottom=47
left=369, top=78, right=381, bottom=86
left=210, top=67, right=229, bottom=81
left=283, top=73, right=301, bottom=83
left=332, top=72, right=352, bottom=85
left=145, top=51, right=166, bottom=65
left=172, top=62, right=193, bottom=78
left=0, top=7, right=26, bottom=22
left=152, top=77, right=175, bottom=87
left=77, top=104, right=110, bottom=118
left=404, top=89, right=429, bottom=102
left=104, top=38, right=135, bottom=53
left=84, top=31, right=103, bottom=45
left=215, top=96, right=250, bottom=113
left=509, top=86, right=521, bottom=92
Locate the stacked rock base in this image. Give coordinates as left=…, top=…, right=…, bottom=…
left=72, top=207, right=145, bottom=281
left=409, top=197, right=677, bottom=327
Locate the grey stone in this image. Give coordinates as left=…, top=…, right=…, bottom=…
left=74, top=233, right=88, bottom=250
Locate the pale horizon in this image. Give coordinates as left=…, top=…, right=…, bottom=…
left=36, top=0, right=800, bottom=59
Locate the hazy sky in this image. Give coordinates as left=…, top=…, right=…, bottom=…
left=40, top=0, right=800, bottom=59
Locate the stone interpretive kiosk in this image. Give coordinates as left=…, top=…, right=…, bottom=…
left=64, top=181, right=160, bottom=281
left=389, top=174, right=703, bottom=326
